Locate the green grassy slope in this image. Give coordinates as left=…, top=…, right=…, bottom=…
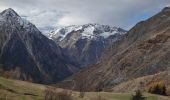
left=0, top=77, right=45, bottom=100
left=0, top=77, right=169, bottom=100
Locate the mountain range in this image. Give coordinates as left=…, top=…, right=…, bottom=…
left=63, top=7, right=170, bottom=91
left=49, top=24, right=126, bottom=67
left=0, top=7, right=170, bottom=96
left=0, top=8, right=125, bottom=84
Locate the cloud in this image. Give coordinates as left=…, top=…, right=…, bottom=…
left=0, top=0, right=170, bottom=32
left=26, top=10, right=65, bottom=28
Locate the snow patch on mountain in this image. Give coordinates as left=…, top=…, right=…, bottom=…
left=81, top=26, right=95, bottom=39
left=100, top=31, right=117, bottom=38
left=49, top=25, right=83, bottom=40
left=49, top=24, right=126, bottom=41
left=18, top=17, right=30, bottom=28
left=0, top=8, right=32, bottom=29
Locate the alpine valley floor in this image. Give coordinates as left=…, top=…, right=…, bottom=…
left=0, top=77, right=169, bottom=100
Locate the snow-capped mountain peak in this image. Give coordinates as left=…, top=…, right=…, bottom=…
left=1, top=8, right=19, bottom=17
left=0, top=8, right=32, bottom=29
left=0, top=8, right=78, bottom=83
left=49, top=23, right=126, bottom=41
left=49, top=23, right=126, bottom=67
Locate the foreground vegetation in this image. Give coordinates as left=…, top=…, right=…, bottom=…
left=0, top=77, right=169, bottom=100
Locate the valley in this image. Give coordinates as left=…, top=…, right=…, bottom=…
left=0, top=2, right=170, bottom=100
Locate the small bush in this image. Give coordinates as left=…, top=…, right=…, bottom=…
left=131, top=90, right=146, bottom=100
left=148, top=81, right=166, bottom=95
left=44, top=87, right=73, bottom=100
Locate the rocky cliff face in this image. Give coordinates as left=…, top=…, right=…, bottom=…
left=0, top=8, right=79, bottom=83
left=70, top=7, right=170, bottom=91
left=49, top=24, right=126, bottom=67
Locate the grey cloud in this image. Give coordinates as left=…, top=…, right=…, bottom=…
left=0, top=0, right=170, bottom=31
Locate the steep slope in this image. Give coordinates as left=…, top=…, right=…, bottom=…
left=111, top=70, right=170, bottom=93
left=0, top=8, right=78, bottom=84
left=49, top=24, right=126, bottom=67
left=71, top=7, right=170, bottom=91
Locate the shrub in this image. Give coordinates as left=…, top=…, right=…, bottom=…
left=131, top=90, right=146, bottom=100
left=44, top=87, right=73, bottom=100
left=148, top=81, right=166, bottom=95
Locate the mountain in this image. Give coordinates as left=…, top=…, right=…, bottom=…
left=49, top=24, right=126, bottom=67
left=0, top=8, right=79, bottom=84
left=69, top=7, right=170, bottom=91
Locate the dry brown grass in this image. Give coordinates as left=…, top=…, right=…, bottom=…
left=166, top=86, right=170, bottom=96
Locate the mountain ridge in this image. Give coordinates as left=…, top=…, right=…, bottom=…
left=0, top=8, right=79, bottom=83
left=67, top=7, right=170, bottom=91
left=49, top=23, right=126, bottom=67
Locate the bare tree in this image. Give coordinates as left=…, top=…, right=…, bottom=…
left=44, top=87, right=73, bottom=100
left=74, top=75, right=87, bottom=98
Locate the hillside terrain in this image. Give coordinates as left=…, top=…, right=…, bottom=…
left=0, top=77, right=169, bottom=100
left=70, top=7, right=170, bottom=91
left=111, top=70, right=170, bottom=93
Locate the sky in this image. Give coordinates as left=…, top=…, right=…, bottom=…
left=0, top=0, right=170, bottom=32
